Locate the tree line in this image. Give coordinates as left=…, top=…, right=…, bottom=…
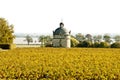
left=0, top=17, right=120, bottom=48
left=25, top=33, right=120, bottom=48
left=71, top=33, right=120, bottom=48
left=25, top=35, right=52, bottom=47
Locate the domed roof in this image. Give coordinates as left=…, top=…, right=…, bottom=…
left=53, top=22, right=69, bottom=35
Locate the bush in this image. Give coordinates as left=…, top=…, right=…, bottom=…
left=0, top=44, right=16, bottom=49
left=71, top=37, right=79, bottom=47
left=45, top=44, right=53, bottom=47
left=111, top=42, right=120, bottom=48
left=99, top=42, right=110, bottom=48
left=78, top=41, right=92, bottom=47
left=93, top=42, right=100, bottom=48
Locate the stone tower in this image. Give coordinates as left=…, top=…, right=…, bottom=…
left=53, top=22, right=71, bottom=48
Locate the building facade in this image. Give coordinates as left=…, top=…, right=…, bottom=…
left=53, top=22, right=71, bottom=48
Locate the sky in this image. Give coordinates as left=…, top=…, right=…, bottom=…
left=0, top=0, right=120, bottom=35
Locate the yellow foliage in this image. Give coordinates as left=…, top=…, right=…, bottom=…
left=0, top=48, right=120, bottom=79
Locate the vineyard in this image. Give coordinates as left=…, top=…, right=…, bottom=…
left=0, top=48, right=120, bottom=80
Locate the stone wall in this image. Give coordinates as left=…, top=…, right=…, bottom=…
left=53, top=35, right=71, bottom=48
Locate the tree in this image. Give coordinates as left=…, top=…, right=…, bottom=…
left=0, top=18, right=15, bottom=43
left=75, top=33, right=85, bottom=42
left=111, top=42, right=120, bottom=48
left=93, top=35, right=102, bottom=43
left=71, top=37, right=79, bottom=47
left=39, top=35, right=52, bottom=47
left=93, top=42, right=100, bottom=48
left=25, top=35, right=33, bottom=45
left=99, top=42, right=110, bottom=48
left=78, top=41, right=92, bottom=47
left=45, top=35, right=52, bottom=47
left=114, top=35, right=120, bottom=42
left=103, top=34, right=111, bottom=43
left=85, top=34, right=92, bottom=42
left=39, top=35, right=45, bottom=47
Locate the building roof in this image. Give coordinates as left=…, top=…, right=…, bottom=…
left=53, top=22, right=69, bottom=35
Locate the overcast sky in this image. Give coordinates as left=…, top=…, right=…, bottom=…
left=0, top=0, right=120, bottom=35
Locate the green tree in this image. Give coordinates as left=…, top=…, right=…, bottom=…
left=114, top=35, right=120, bottom=42
left=85, top=34, right=92, bottom=42
left=103, top=34, right=111, bottom=43
left=0, top=18, right=15, bottom=43
left=45, top=35, right=52, bottom=47
left=75, top=33, right=85, bottom=42
left=93, top=35, right=102, bottom=43
left=25, top=35, right=33, bottom=45
left=39, top=35, right=52, bottom=47
left=79, top=41, right=92, bottom=47
left=93, top=42, right=100, bottom=48
left=39, top=35, right=45, bottom=47
left=111, top=42, right=120, bottom=48
left=99, top=42, right=110, bottom=48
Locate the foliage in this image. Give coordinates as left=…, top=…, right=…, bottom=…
left=39, top=35, right=52, bottom=47
left=75, top=33, right=85, bottom=42
left=103, top=34, right=111, bottom=43
left=0, top=44, right=11, bottom=49
left=25, top=35, right=33, bottom=45
left=0, top=18, right=15, bottom=43
left=45, top=44, right=53, bottom=47
left=93, top=35, right=102, bottom=43
left=93, top=42, right=100, bottom=48
left=114, top=35, right=120, bottom=42
left=0, top=44, right=16, bottom=49
left=0, top=48, right=120, bottom=79
left=78, top=41, right=92, bottom=47
left=99, top=42, right=110, bottom=48
left=71, top=37, right=79, bottom=47
left=85, top=34, right=92, bottom=42
left=111, top=42, right=120, bottom=48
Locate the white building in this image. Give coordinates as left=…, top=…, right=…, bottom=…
left=53, top=22, right=71, bottom=48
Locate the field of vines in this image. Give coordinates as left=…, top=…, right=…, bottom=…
left=0, top=48, right=120, bottom=80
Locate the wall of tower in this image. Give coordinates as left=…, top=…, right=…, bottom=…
left=53, top=35, right=71, bottom=48
left=52, top=38, right=66, bottom=47
left=52, top=39, right=60, bottom=47
left=66, top=35, right=71, bottom=48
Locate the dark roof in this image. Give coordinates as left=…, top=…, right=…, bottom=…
left=54, top=27, right=68, bottom=35
left=53, top=22, right=71, bottom=35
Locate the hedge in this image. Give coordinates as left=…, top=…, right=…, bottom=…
left=0, top=44, right=16, bottom=49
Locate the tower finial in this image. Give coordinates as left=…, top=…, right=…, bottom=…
left=60, top=18, right=64, bottom=28
left=60, top=22, right=64, bottom=28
